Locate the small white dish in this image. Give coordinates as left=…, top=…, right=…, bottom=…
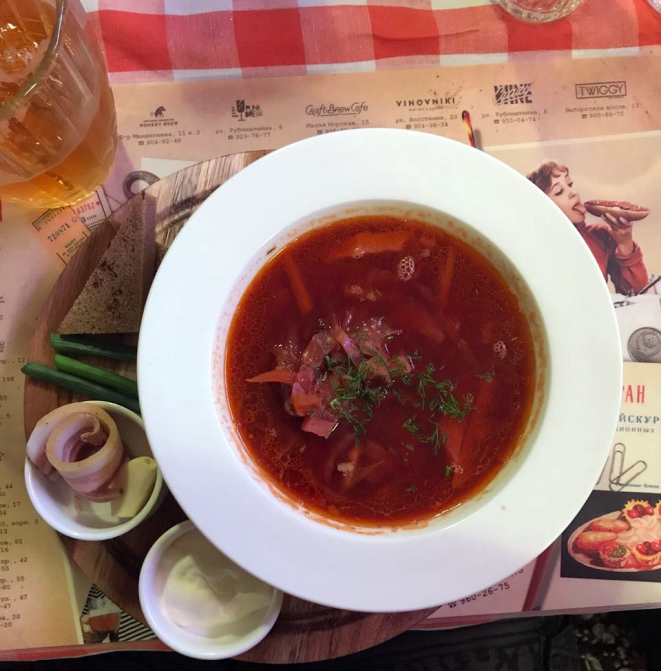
left=139, top=520, right=283, bottom=660
left=25, top=400, right=165, bottom=541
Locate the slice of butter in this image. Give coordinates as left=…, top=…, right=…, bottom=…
left=110, top=457, right=158, bottom=519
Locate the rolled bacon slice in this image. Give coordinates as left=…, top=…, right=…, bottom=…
left=27, top=403, right=124, bottom=499
left=46, top=409, right=123, bottom=495
left=27, top=402, right=103, bottom=476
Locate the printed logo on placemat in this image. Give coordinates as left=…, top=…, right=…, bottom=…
left=305, top=102, right=368, bottom=117
left=232, top=100, right=263, bottom=121
left=575, top=81, right=627, bottom=100
left=394, top=96, right=457, bottom=110
left=139, top=106, right=178, bottom=128
left=493, top=84, right=533, bottom=106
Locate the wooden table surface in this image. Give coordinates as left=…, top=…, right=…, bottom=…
left=23, top=152, right=438, bottom=664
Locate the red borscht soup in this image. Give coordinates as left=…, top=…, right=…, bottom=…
left=226, top=216, right=536, bottom=525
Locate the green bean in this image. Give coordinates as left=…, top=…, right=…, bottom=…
left=22, top=362, right=140, bottom=415
left=50, top=333, right=137, bottom=363
left=54, top=354, right=138, bottom=399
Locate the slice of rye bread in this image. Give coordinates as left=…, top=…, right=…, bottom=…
left=59, top=193, right=157, bottom=334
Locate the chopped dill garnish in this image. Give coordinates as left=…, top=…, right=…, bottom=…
left=392, top=389, right=405, bottom=405
left=419, top=420, right=445, bottom=457
left=402, top=415, right=420, bottom=435
left=416, top=362, right=437, bottom=409
left=406, top=485, right=417, bottom=493
left=477, top=371, right=494, bottom=382
left=445, top=465, right=452, bottom=477
left=327, top=352, right=391, bottom=443
left=387, top=359, right=407, bottom=378
left=324, top=355, right=342, bottom=372
left=300, top=324, right=473, bottom=451
left=371, top=353, right=389, bottom=368
left=429, top=391, right=473, bottom=421
left=413, top=362, right=473, bottom=421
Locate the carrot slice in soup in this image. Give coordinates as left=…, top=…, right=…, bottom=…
left=442, top=417, right=466, bottom=464
left=453, top=379, right=496, bottom=488
left=246, top=369, right=298, bottom=385
left=438, top=247, right=456, bottom=310
left=283, top=254, right=312, bottom=316
left=329, top=231, right=409, bottom=260
left=291, top=386, right=322, bottom=415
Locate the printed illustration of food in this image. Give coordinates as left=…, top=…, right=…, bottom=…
left=570, top=499, right=661, bottom=571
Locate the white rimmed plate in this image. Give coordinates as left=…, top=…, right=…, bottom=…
left=138, top=130, right=621, bottom=612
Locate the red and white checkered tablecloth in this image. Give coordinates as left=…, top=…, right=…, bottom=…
left=81, top=0, right=661, bottom=84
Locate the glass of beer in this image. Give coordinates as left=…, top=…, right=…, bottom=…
left=0, top=0, right=117, bottom=209
left=497, top=0, right=583, bottom=22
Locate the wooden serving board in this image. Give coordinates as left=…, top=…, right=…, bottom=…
left=23, top=152, right=436, bottom=664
